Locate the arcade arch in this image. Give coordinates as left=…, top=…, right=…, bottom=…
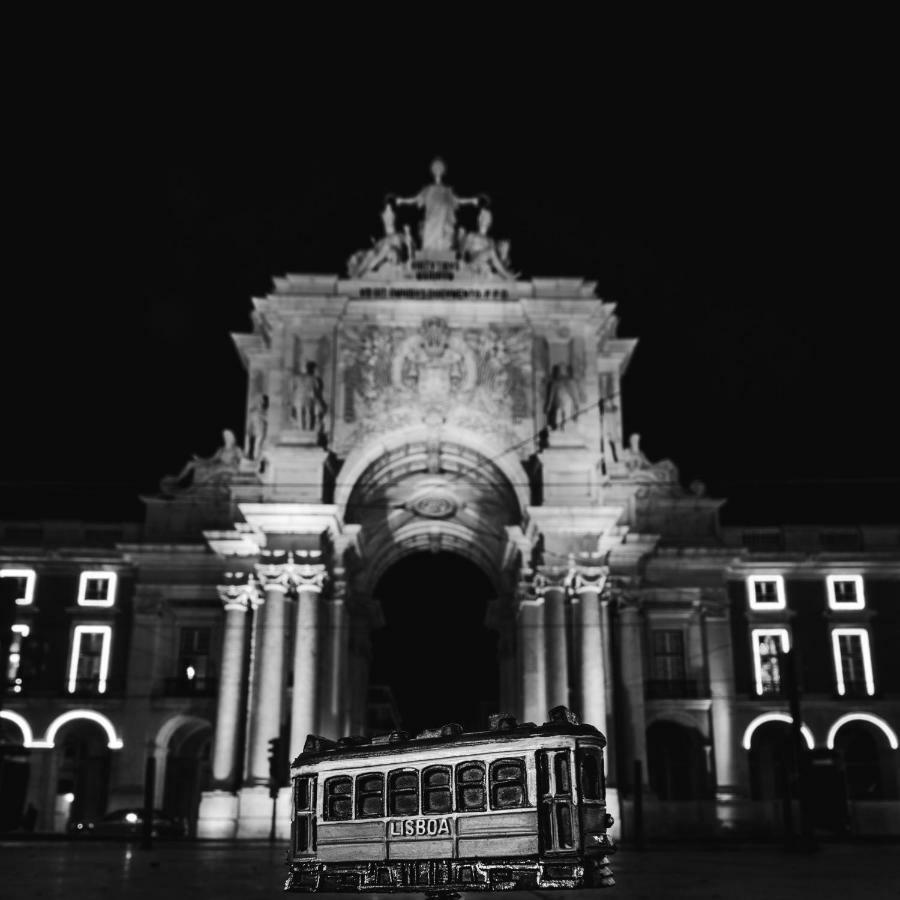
left=155, top=715, right=213, bottom=835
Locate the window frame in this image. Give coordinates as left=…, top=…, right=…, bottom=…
left=650, top=629, right=686, bottom=682
left=0, top=568, right=36, bottom=606
left=831, top=627, right=875, bottom=696
left=455, top=760, right=486, bottom=812
left=387, top=768, right=420, bottom=817
left=746, top=575, right=786, bottom=611
left=77, top=571, right=117, bottom=608
left=826, top=575, right=865, bottom=611
left=67, top=624, right=113, bottom=694
left=488, top=757, right=528, bottom=811
left=355, top=772, right=385, bottom=819
left=322, top=775, right=353, bottom=822
left=751, top=627, right=790, bottom=696
left=421, top=765, right=452, bottom=815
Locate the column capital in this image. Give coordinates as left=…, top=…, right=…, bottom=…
left=565, top=564, right=609, bottom=595
left=253, top=563, right=292, bottom=594
left=216, top=584, right=259, bottom=611
left=292, top=563, right=327, bottom=594
left=533, top=566, right=569, bottom=595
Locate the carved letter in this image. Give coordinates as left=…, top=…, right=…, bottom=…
left=438, top=818, right=450, bottom=835
left=404, top=820, right=414, bottom=836
left=416, top=819, right=426, bottom=836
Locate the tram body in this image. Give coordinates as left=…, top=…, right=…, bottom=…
left=285, top=708, right=614, bottom=893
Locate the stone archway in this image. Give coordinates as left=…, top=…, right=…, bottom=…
left=337, top=430, right=529, bottom=736
left=155, top=715, right=213, bottom=836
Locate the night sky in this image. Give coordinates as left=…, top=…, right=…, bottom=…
left=5, top=30, right=897, bottom=528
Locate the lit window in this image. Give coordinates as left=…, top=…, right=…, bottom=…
left=827, top=575, right=865, bottom=611
left=747, top=575, right=786, bottom=611
left=752, top=628, right=790, bottom=696
left=0, top=569, right=36, bottom=606
left=178, top=627, right=211, bottom=684
left=6, top=624, right=30, bottom=694
left=68, top=625, right=112, bottom=694
left=77, top=571, right=117, bottom=607
left=831, top=628, right=874, bottom=696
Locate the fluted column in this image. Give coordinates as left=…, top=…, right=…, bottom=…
left=617, top=593, right=648, bottom=787
left=518, top=583, right=547, bottom=724
left=536, top=567, right=569, bottom=710
left=211, top=584, right=256, bottom=788
left=289, top=560, right=327, bottom=760
left=705, top=602, right=741, bottom=803
left=246, top=562, right=290, bottom=785
left=568, top=565, right=609, bottom=733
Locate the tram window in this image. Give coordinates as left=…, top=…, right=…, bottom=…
left=537, top=753, right=550, bottom=796
left=579, top=748, right=602, bottom=801
left=490, top=758, right=527, bottom=809
left=324, top=776, right=352, bottom=821
left=555, top=804, right=574, bottom=849
left=389, top=769, right=419, bottom=816
left=554, top=753, right=571, bottom=795
left=456, top=762, right=486, bottom=811
left=422, top=766, right=452, bottom=814
left=294, top=776, right=313, bottom=812
left=356, top=773, right=384, bottom=819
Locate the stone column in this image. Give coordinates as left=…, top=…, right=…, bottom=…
left=569, top=566, right=609, bottom=732
left=600, top=594, right=617, bottom=784
left=210, top=585, right=255, bottom=788
left=518, top=584, right=548, bottom=724
left=705, top=603, right=741, bottom=805
left=245, top=564, right=290, bottom=786
left=536, top=567, right=570, bottom=711
left=318, top=583, right=345, bottom=741
left=289, top=562, right=327, bottom=760
left=617, top=594, right=648, bottom=787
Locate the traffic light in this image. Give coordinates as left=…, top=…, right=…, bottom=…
left=268, top=736, right=286, bottom=798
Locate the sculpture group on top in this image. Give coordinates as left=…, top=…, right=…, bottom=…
left=347, top=158, right=518, bottom=281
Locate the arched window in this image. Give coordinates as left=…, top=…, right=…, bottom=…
left=489, top=758, right=527, bottom=809
left=455, top=761, right=485, bottom=812
left=422, top=766, right=451, bottom=814
left=323, top=776, right=352, bottom=821
left=388, top=769, right=419, bottom=816
left=355, top=773, right=384, bottom=818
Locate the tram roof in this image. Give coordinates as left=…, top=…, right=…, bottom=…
left=291, top=710, right=606, bottom=768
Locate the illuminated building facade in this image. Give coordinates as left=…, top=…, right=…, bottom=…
left=2, top=167, right=898, bottom=838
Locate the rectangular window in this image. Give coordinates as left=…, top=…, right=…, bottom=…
left=77, top=571, right=117, bottom=607
left=455, top=761, right=486, bottom=812
left=178, top=626, right=212, bottom=682
left=388, top=769, right=419, bottom=816
left=355, top=773, right=384, bottom=819
left=293, top=775, right=315, bottom=853
left=489, top=758, right=527, bottom=810
left=651, top=630, right=686, bottom=681
left=422, top=766, right=452, bottom=814
left=6, top=624, right=30, bottom=694
left=68, top=625, right=112, bottom=694
left=832, top=628, right=874, bottom=696
left=0, top=569, right=36, bottom=606
left=747, top=575, right=786, bottom=610
left=323, top=776, right=352, bottom=821
left=751, top=628, right=790, bottom=696
left=578, top=746, right=604, bottom=802
left=827, top=575, right=865, bottom=611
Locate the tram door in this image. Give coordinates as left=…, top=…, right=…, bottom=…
left=537, top=750, right=578, bottom=854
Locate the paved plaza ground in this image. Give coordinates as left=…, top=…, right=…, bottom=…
left=0, top=840, right=897, bottom=900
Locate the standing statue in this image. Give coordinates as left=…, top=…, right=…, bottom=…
left=245, top=394, right=269, bottom=460
left=161, top=428, right=244, bottom=494
left=544, top=364, right=581, bottom=431
left=395, top=158, right=479, bottom=252
left=293, top=361, right=327, bottom=431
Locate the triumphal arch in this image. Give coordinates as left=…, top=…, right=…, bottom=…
left=168, top=161, right=722, bottom=838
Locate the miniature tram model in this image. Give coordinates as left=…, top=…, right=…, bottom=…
left=285, top=706, right=615, bottom=893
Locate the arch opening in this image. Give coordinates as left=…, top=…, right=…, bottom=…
left=368, top=552, right=499, bottom=737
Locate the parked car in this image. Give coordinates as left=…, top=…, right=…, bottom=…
left=68, top=808, right=187, bottom=838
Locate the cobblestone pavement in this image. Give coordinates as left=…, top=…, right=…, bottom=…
left=0, top=840, right=897, bottom=900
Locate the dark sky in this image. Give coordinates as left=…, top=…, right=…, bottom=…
left=5, top=26, right=897, bottom=527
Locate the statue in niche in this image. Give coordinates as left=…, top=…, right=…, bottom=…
left=347, top=198, right=406, bottom=278
left=544, top=364, right=580, bottom=431
left=461, top=206, right=517, bottom=279
left=395, top=158, right=478, bottom=253
left=161, top=428, right=244, bottom=494
left=245, top=394, right=268, bottom=460
left=293, top=361, right=327, bottom=431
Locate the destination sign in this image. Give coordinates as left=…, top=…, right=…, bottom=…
left=387, top=817, right=452, bottom=838
left=358, top=287, right=510, bottom=300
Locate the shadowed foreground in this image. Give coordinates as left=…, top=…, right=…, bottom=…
left=0, top=840, right=897, bottom=900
